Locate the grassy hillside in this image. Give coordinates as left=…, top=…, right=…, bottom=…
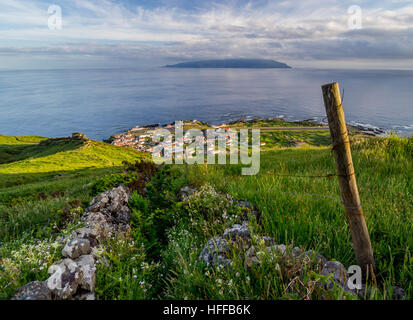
left=172, top=135, right=412, bottom=299
left=0, top=134, right=148, bottom=242
left=0, top=134, right=151, bottom=298
left=0, top=131, right=411, bottom=300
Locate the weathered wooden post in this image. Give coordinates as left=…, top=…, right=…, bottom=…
left=322, top=82, right=375, bottom=276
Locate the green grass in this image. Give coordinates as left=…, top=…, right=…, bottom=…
left=0, top=130, right=411, bottom=300
left=175, top=135, right=412, bottom=298
left=228, top=119, right=324, bottom=128
left=0, top=135, right=149, bottom=298
left=0, top=135, right=150, bottom=239
left=260, top=131, right=332, bottom=148
left=91, top=134, right=412, bottom=300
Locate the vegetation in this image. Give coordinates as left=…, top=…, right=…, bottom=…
left=228, top=118, right=324, bottom=128
left=0, top=127, right=411, bottom=300
left=0, top=134, right=148, bottom=298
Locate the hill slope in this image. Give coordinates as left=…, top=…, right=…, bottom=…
left=0, top=130, right=411, bottom=300
left=0, top=134, right=149, bottom=238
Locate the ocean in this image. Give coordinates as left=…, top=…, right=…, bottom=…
left=0, top=67, right=412, bottom=140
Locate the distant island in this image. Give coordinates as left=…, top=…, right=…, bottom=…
left=164, top=58, right=292, bottom=69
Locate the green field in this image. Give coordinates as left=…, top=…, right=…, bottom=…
left=0, top=128, right=411, bottom=300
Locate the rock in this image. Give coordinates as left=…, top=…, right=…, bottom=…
left=87, top=185, right=130, bottom=215
left=62, top=238, right=91, bottom=259
left=179, top=186, right=197, bottom=200
left=75, top=255, right=96, bottom=292
left=274, top=244, right=287, bottom=255
left=47, top=258, right=83, bottom=299
left=223, top=222, right=251, bottom=249
left=212, top=255, right=232, bottom=268
left=245, top=246, right=259, bottom=266
left=84, top=212, right=114, bottom=238
left=74, top=227, right=97, bottom=239
left=301, top=250, right=327, bottom=268
left=292, top=247, right=303, bottom=257
left=392, top=286, right=405, bottom=299
left=12, top=186, right=134, bottom=301
left=321, top=261, right=348, bottom=290
left=86, top=185, right=131, bottom=229
left=12, top=281, right=52, bottom=300
left=199, top=237, right=230, bottom=267
left=85, top=211, right=112, bottom=225
left=115, top=207, right=132, bottom=225
left=74, top=227, right=98, bottom=247
left=76, top=291, right=96, bottom=300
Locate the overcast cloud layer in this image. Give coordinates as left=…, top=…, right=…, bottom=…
left=1, top=0, right=413, bottom=69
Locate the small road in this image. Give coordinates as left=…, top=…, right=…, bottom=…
left=227, top=126, right=329, bottom=132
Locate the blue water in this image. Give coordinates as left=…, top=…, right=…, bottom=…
left=0, top=68, right=412, bottom=140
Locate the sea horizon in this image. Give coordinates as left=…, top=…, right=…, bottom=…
left=1, top=67, right=412, bottom=140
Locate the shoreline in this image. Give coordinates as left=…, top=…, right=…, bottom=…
left=107, top=117, right=388, bottom=153
left=108, top=116, right=386, bottom=140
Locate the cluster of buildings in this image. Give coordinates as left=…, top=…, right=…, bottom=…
left=111, top=124, right=236, bottom=158
left=112, top=132, right=157, bottom=152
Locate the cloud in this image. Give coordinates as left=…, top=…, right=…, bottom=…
left=0, top=0, right=412, bottom=68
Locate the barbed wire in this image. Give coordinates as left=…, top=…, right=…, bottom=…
left=248, top=187, right=363, bottom=210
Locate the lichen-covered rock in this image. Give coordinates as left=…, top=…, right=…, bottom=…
left=199, top=236, right=231, bottom=267
left=84, top=211, right=112, bottom=225
left=73, top=227, right=99, bottom=247
left=62, top=238, right=91, bottom=259
left=12, top=281, right=52, bottom=300
left=87, top=185, right=129, bottom=215
left=85, top=185, right=131, bottom=228
left=223, top=222, right=251, bottom=249
left=75, top=254, right=96, bottom=292
left=115, top=207, right=132, bottom=225
left=321, top=261, right=348, bottom=290
left=47, top=258, right=83, bottom=299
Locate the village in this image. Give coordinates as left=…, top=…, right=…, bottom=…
left=111, top=121, right=237, bottom=158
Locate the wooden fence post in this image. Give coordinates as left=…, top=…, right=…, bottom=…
left=322, top=82, right=375, bottom=276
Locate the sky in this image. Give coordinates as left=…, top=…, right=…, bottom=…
left=0, top=0, right=412, bottom=70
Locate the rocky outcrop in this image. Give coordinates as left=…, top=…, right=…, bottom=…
left=12, top=185, right=131, bottom=300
